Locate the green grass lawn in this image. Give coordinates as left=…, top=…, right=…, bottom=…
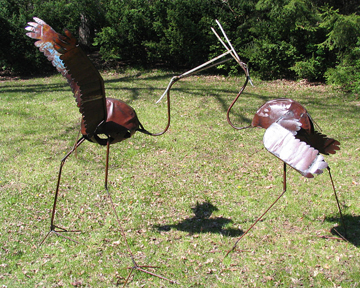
left=1, top=70, right=359, bottom=287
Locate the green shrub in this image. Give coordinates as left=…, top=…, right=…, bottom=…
left=1, top=0, right=359, bottom=94
left=290, top=55, right=323, bottom=81
left=324, top=41, right=360, bottom=93
left=319, top=7, right=360, bottom=92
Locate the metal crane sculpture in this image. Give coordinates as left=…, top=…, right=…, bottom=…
left=222, top=53, right=346, bottom=257
left=25, top=16, right=175, bottom=284
left=25, top=17, right=238, bottom=284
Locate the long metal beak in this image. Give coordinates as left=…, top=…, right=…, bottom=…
left=212, top=20, right=254, bottom=87
left=156, top=19, right=253, bottom=104
left=156, top=50, right=232, bottom=103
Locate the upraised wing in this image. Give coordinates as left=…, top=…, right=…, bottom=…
left=263, top=122, right=328, bottom=178
left=25, top=17, right=106, bottom=139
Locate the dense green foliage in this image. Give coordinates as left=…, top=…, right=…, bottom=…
left=319, top=7, right=360, bottom=93
left=1, top=0, right=359, bottom=91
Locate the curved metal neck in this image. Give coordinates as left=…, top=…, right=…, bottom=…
left=150, top=84, right=171, bottom=136
left=226, top=76, right=252, bottom=130
left=136, top=78, right=176, bottom=137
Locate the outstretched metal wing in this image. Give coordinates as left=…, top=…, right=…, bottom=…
left=25, top=17, right=106, bottom=139
left=263, top=123, right=328, bottom=178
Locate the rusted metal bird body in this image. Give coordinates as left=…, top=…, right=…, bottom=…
left=252, top=98, right=340, bottom=178
left=225, top=61, right=345, bottom=257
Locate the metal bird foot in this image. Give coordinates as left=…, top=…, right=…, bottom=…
left=318, top=227, right=348, bottom=242
left=39, top=225, right=81, bottom=246
left=122, top=260, right=178, bottom=287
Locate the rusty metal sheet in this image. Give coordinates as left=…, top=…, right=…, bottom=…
left=26, top=17, right=107, bottom=139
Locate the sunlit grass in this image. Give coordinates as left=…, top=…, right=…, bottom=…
left=1, top=71, right=359, bottom=287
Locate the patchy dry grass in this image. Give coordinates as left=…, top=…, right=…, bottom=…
left=0, top=70, right=359, bottom=287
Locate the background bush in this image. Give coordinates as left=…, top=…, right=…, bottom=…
left=1, top=0, right=359, bottom=92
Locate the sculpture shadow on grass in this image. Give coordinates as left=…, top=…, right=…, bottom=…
left=324, top=214, right=360, bottom=247
left=154, top=201, right=243, bottom=237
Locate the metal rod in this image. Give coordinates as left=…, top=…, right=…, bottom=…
left=226, top=76, right=251, bottom=130
left=39, top=136, right=86, bottom=246
left=156, top=51, right=232, bottom=104
left=215, top=20, right=242, bottom=63
left=224, top=163, right=288, bottom=258
left=211, top=20, right=250, bottom=79
left=51, top=136, right=85, bottom=229
left=104, top=139, right=177, bottom=285
left=105, top=139, right=110, bottom=190
left=157, top=19, right=253, bottom=105
left=327, top=166, right=347, bottom=237
left=211, top=27, right=233, bottom=59
left=180, top=50, right=232, bottom=78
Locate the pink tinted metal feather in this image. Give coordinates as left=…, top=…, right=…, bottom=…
left=252, top=98, right=340, bottom=177
left=25, top=17, right=66, bottom=74
left=263, top=122, right=328, bottom=178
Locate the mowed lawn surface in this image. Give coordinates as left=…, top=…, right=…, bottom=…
left=1, top=70, right=359, bottom=287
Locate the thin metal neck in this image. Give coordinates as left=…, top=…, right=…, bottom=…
left=226, top=76, right=252, bottom=130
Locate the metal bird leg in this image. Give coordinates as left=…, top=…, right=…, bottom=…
left=39, top=137, right=86, bottom=246
left=103, top=139, right=177, bottom=286
left=225, top=163, right=288, bottom=258
left=73, top=122, right=82, bottom=159
left=327, top=166, right=347, bottom=238
left=225, top=163, right=347, bottom=257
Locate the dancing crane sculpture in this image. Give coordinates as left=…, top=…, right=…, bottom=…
left=25, top=16, right=175, bottom=284
left=221, top=46, right=346, bottom=257
left=25, top=17, right=238, bottom=284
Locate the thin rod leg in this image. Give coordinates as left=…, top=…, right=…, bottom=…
left=105, top=139, right=110, bottom=191
left=104, top=140, right=177, bottom=286
left=225, top=163, right=287, bottom=258
left=327, top=167, right=347, bottom=237
left=39, top=137, right=86, bottom=246
left=73, top=124, right=82, bottom=159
